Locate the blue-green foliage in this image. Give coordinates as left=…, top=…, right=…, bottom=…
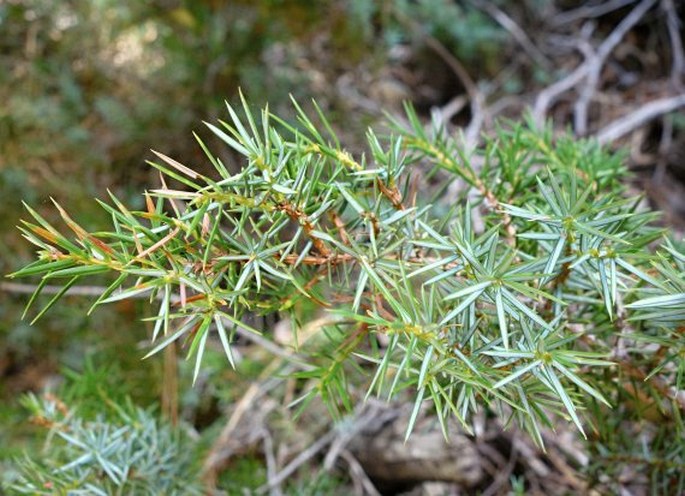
left=6, top=394, right=201, bottom=495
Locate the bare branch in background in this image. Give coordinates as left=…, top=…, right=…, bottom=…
left=594, top=94, right=685, bottom=144
left=551, top=0, right=639, bottom=26
left=662, top=0, right=685, bottom=89
left=534, top=0, right=659, bottom=127
left=256, top=430, right=337, bottom=494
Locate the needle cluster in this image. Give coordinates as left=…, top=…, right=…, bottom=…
left=11, top=95, right=685, bottom=446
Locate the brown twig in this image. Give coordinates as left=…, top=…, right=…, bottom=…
left=276, top=201, right=332, bottom=257
left=280, top=252, right=355, bottom=266
left=479, top=439, right=518, bottom=496
left=376, top=178, right=405, bottom=211
left=329, top=211, right=350, bottom=245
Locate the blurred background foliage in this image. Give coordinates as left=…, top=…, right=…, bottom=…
left=0, top=0, right=503, bottom=252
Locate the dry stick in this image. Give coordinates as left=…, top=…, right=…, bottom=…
left=532, top=63, right=590, bottom=126
left=203, top=317, right=340, bottom=489
left=551, top=0, right=638, bottom=27
left=476, top=441, right=510, bottom=479
left=658, top=110, right=674, bottom=157
left=480, top=440, right=518, bottom=496
left=322, top=402, right=383, bottom=472
left=202, top=362, right=285, bottom=488
left=532, top=18, right=596, bottom=125
left=594, top=94, right=685, bottom=144
left=468, top=0, right=552, bottom=70
left=534, top=0, right=658, bottom=127
left=339, top=449, right=382, bottom=496
left=662, top=0, right=685, bottom=89
left=574, top=0, right=658, bottom=135
left=536, top=428, right=587, bottom=490
left=543, top=445, right=589, bottom=492
left=586, top=0, right=656, bottom=82
left=573, top=36, right=601, bottom=136
left=263, top=429, right=284, bottom=496
left=162, top=343, right=179, bottom=426
left=256, top=429, right=338, bottom=494
left=433, top=95, right=468, bottom=127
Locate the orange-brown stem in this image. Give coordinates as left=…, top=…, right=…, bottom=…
left=276, top=201, right=332, bottom=257
left=376, top=178, right=405, bottom=211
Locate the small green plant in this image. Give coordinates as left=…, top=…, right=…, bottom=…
left=7, top=394, right=201, bottom=495
left=9, top=95, right=685, bottom=459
